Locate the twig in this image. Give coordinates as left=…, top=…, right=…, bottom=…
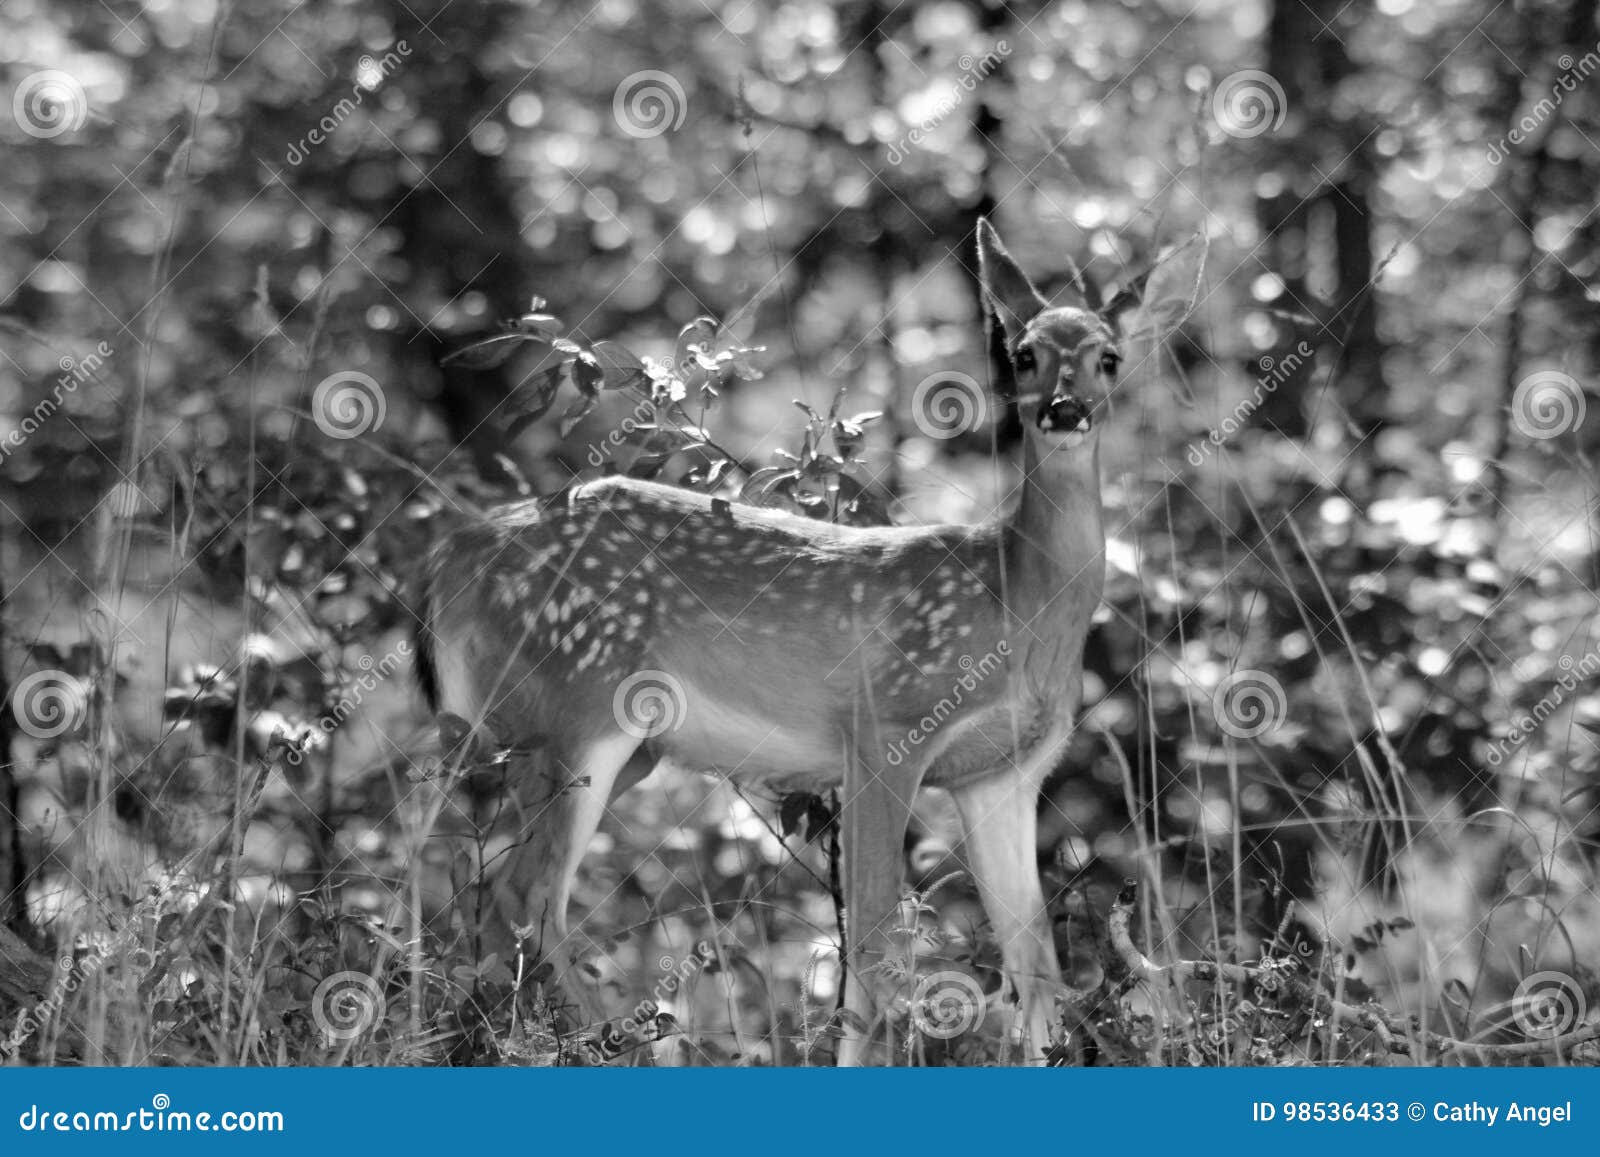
left=1108, top=880, right=1600, bottom=1062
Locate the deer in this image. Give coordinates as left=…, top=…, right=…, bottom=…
left=415, top=218, right=1200, bottom=1064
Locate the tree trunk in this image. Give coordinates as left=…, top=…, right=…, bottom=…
left=0, top=554, right=27, bottom=936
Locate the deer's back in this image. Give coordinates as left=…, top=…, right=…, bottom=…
left=425, top=477, right=1083, bottom=787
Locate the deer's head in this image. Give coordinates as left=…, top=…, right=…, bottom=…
left=977, top=217, right=1202, bottom=460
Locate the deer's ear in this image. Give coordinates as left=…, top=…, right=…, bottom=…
left=1112, top=233, right=1208, bottom=343
left=977, top=218, right=1049, bottom=340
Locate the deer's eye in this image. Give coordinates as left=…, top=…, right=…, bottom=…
left=1099, top=350, right=1122, bottom=376
left=1014, top=347, right=1037, bottom=374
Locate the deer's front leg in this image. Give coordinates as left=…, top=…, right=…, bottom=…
left=949, top=768, right=1062, bottom=1063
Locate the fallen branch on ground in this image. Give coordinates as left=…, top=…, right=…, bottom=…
left=1107, top=880, right=1600, bottom=1062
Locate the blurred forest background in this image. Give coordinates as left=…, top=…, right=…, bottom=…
left=0, top=0, right=1598, bottom=1065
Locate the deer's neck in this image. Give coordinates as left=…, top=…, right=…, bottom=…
left=1001, top=438, right=1106, bottom=631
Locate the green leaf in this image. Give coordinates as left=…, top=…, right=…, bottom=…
left=559, top=395, right=598, bottom=437
left=591, top=340, right=648, bottom=389
left=441, top=332, right=534, bottom=369
left=570, top=351, right=604, bottom=396
left=513, top=311, right=563, bottom=336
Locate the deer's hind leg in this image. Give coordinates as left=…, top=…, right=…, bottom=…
left=492, top=726, right=648, bottom=1028
left=836, top=724, right=930, bottom=1066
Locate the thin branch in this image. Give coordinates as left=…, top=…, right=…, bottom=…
left=1108, top=880, right=1600, bottom=1062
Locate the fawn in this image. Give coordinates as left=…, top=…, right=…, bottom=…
left=417, top=219, right=1198, bottom=1063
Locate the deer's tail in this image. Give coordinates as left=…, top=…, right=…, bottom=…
left=413, top=577, right=441, bottom=714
